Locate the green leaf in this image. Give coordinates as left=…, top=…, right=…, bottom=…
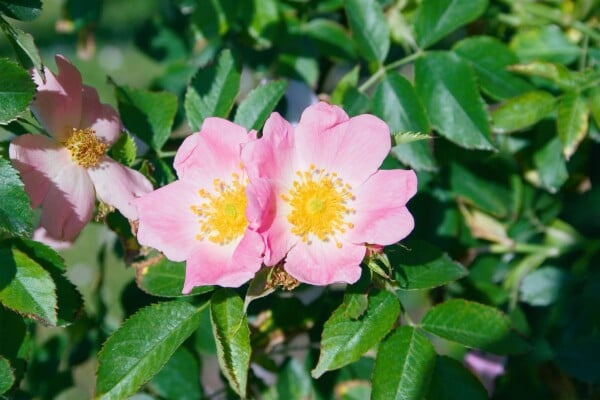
left=114, top=84, right=177, bottom=151
left=420, top=299, right=530, bottom=354
left=388, top=241, right=468, bottom=290
left=148, top=347, right=202, bottom=400
left=247, top=0, right=280, bottom=48
left=312, top=290, right=400, bottom=378
left=276, top=358, right=315, bottom=400
left=134, top=253, right=213, bottom=298
left=342, top=87, right=370, bottom=117
left=557, top=92, right=589, bottom=160
left=372, top=326, right=436, bottom=400
left=510, top=25, right=579, bottom=64
left=8, top=238, right=82, bottom=326
left=450, top=163, right=511, bottom=217
left=414, top=0, right=488, bottom=49
left=303, top=19, right=356, bottom=60
left=95, top=301, right=204, bottom=399
left=0, top=356, right=14, bottom=395
left=0, top=157, right=34, bottom=237
left=373, top=72, right=436, bottom=172
left=520, top=267, right=569, bottom=307
left=453, top=36, right=533, bottom=100
left=0, top=58, right=35, bottom=124
left=0, top=17, right=43, bottom=74
left=233, top=80, right=287, bottom=130
left=427, top=356, right=488, bottom=400
left=331, top=66, right=359, bottom=105
left=589, top=86, right=600, bottom=128
left=108, top=133, right=137, bottom=167
left=507, top=61, right=576, bottom=90
left=184, top=49, right=241, bottom=131
left=415, top=52, right=493, bottom=150
left=0, top=0, right=41, bottom=20
left=0, top=246, right=57, bottom=326
left=491, top=91, right=556, bottom=134
left=533, top=134, right=568, bottom=193
left=345, top=0, right=389, bottom=63
left=210, top=289, right=251, bottom=398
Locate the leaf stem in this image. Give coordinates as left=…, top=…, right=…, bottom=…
left=358, top=51, right=424, bottom=93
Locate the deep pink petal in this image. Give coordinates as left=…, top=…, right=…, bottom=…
left=80, top=85, right=122, bottom=146
left=31, top=55, right=83, bottom=141
left=295, top=112, right=391, bottom=185
left=9, top=134, right=67, bottom=208
left=135, top=179, right=201, bottom=262
left=87, top=156, right=153, bottom=220
left=284, top=240, right=365, bottom=285
left=348, top=169, right=417, bottom=245
left=262, top=216, right=295, bottom=266
left=39, top=161, right=95, bottom=242
left=174, top=118, right=249, bottom=182
left=182, top=231, right=262, bottom=291
left=245, top=178, right=276, bottom=232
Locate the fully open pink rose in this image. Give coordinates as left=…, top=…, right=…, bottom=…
left=242, top=102, right=417, bottom=285
left=9, top=55, right=153, bottom=244
left=135, top=118, right=264, bottom=292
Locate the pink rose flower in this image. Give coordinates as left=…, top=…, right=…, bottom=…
left=9, top=55, right=153, bottom=243
left=242, top=102, right=417, bottom=285
left=135, top=118, right=264, bottom=292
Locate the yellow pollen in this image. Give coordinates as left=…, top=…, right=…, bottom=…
left=63, top=128, right=107, bottom=168
left=281, top=167, right=355, bottom=246
left=190, top=173, right=248, bottom=245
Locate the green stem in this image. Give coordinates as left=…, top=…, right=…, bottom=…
left=157, top=150, right=178, bottom=158
left=488, top=242, right=560, bottom=257
left=358, top=51, right=424, bottom=93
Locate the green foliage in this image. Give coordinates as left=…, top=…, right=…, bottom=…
left=0, top=0, right=41, bottom=21
left=108, top=132, right=137, bottom=167
left=0, top=356, right=14, bottom=395
left=427, top=356, right=488, bottom=400
left=345, top=0, right=389, bottom=63
left=233, top=80, right=287, bottom=130
left=0, top=58, right=35, bottom=124
left=0, top=16, right=42, bottom=73
left=491, top=91, right=557, bottom=134
left=0, top=158, right=34, bottom=237
left=148, top=347, right=202, bottom=400
left=95, top=301, right=205, bottom=399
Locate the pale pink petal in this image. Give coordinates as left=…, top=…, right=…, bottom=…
left=31, top=55, right=83, bottom=141
left=296, top=102, right=348, bottom=135
left=284, top=240, right=365, bottom=285
left=245, top=178, right=276, bottom=232
left=262, top=216, right=295, bottom=266
left=9, top=134, right=68, bottom=208
left=33, top=226, right=73, bottom=250
left=135, top=179, right=200, bottom=262
left=296, top=112, right=391, bottom=185
left=87, top=156, right=153, bottom=220
left=38, top=161, right=95, bottom=242
left=182, top=232, right=262, bottom=291
left=174, top=118, right=249, bottom=182
left=348, top=169, right=417, bottom=245
left=80, top=85, right=121, bottom=146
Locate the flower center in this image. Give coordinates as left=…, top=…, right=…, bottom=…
left=281, top=165, right=355, bottom=247
left=63, top=128, right=107, bottom=168
left=190, top=173, right=248, bottom=245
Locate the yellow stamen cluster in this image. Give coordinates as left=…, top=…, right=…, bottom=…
left=63, top=128, right=107, bottom=168
left=190, top=173, right=248, bottom=245
left=281, top=164, right=355, bottom=248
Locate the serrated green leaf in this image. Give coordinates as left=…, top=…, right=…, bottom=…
left=148, top=347, right=201, bottom=400
left=312, top=290, right=400, bottom=378
left=491, top=91, right=556, bottom=134
left=415, top=0, right=488, bottom=49
left=415, top=52, right=493, bottom=150
left=533, top=134, right=568, bottom=193
left=507, top=61, right=576, bottom=90
left=115, top=85, right=177, bottom=151
left=303, top=19, right=356, bottom=60
left=373, top=71, right=436, bottom=171
left=0, top=356, right=14, bottom=395
left=108, top=133, right=137, bottom=167
left=372, top=326, right=436, bottom=400
left=0, top=58, right=35, bottom=124
left=0, top=17, right=43, bottom=74
left=95, top=301, right=204, bottom=400
left=0, top=157, right=34, bottom=236
left=233, top=80, right=287, bottom=130
left=0, top=246, right=57, bottom=326
left=210, top=289, right=251, bottom=398
left=276, top=358, right=315, bottom=400
left=558, top=92, right=589, bottom=160
left=453, top=36, right=533, bottom=100
left=420, top=299, right=530, bottom=354
left=427, top=356, right=488, bottom=400
left=134, top=253, right=213, bottom=298
left=510, top=25, right=579, bottom=64
left=345, top=0, right=389, bottom=63
left=0, top=0, right=41, bottom=21
left=387, top=241, right=468, bottom=290
left=184, top=49, right=240, bottom=131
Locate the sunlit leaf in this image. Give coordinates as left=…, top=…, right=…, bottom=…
left=345, top=0, right=389, bottom=62
left=491, top=91, right=556, bottom=134
left=234, top=80, right=287, bottom=130
left=557, top=92, right=589, bottom=159
left=0, top=356, right=14, bottom=395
